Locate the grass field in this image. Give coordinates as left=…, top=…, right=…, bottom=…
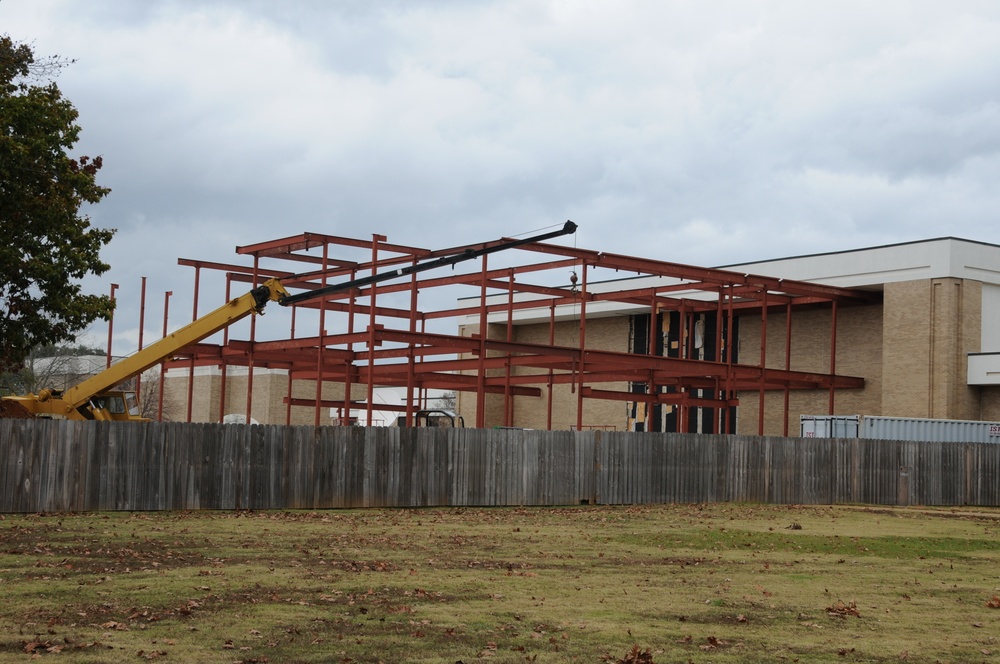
left=0, top=503, right=998, bottom=663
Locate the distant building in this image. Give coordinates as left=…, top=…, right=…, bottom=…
left=29, top=355, right=116, bottom=392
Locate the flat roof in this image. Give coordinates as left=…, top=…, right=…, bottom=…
left=719, top=237, right=1000, bottom=289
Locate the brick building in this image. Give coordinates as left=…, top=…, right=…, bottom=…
left=456, top=237, right=1000, bottom=436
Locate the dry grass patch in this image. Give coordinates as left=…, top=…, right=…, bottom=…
left=0, top=504, right=998, bottom=662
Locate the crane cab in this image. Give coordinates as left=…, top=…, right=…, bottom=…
left=87, top=390, right=144, bottom=421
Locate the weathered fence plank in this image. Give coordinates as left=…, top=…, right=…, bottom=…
left=5, top=420, right=1000, bottom=512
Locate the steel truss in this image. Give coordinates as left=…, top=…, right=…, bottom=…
left=161, top=227, right=877, bottom=433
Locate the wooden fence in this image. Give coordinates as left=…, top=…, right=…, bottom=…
left=2, top=419, right=999, bottom=512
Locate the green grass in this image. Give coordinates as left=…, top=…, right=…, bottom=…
left=0, top=504, right=998, bottom=662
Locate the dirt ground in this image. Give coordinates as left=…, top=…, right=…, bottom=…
left=0, top=398, right=34, bottom=419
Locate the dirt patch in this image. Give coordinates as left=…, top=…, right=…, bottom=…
left=0, top=398, right=35, bottom=419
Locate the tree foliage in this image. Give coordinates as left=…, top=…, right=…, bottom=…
left=0, top=35, right=115, bottom=372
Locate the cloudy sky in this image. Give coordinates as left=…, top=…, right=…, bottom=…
left=4, top=0, right=1000, bottom=351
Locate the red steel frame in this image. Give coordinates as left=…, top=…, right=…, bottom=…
left=160, top=228, right=878, bottom=433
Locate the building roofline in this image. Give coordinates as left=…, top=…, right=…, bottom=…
left=716, top=236, right=1000, bottom=270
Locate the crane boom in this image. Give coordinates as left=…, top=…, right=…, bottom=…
left=59, top=280, right=290, bottom=412
left=280, top=220, right=578, bottom=306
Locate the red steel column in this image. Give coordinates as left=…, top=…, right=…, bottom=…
left=679, top=305, right=690, bottom=433
left=314, top=244, right=329, bottom=427
left=286, top=305, right=296, bottom=425
left=783, top=302, right=792, bottom=436
left=715, top=287, right=724, bottom=434
left=547, top=302, right=555, bottom=430
left=758, top=289, right=768, bottom=436
left=366, top=235, right=386, bottom=425
left=404, top=258, right=419, bottom=427
left=186, top=267, right=200, bottom=423
left=137, top=277, right=146, bottom=405
left=646, top=294, right=657, bottom=432
left=725, top=284, right=736, bottom=434
left=341, top=269, right=357, bottom=425
left=475, top=254, right=489, bottom=428
left=503, top=268, right=515, bottom=426
left=157, top=290, right=171, bottom=422
left=245, top=258, right=259, bottom=424
left=575, top=262, right=588, bottom=431
left=219, top=276, right=232, bottom=423
left=829, top=301, right=838, bottom=414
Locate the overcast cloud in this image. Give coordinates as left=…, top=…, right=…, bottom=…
left=4, top=0, right=1000, bottom=351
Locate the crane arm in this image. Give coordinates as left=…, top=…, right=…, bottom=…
left=58, top=279, right=290, bottom=410
left=279, top=221, right=578, bottom=306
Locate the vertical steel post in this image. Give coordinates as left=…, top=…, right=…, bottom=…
left=758, top=289, right=768, bottom=436
left=575, top=262, right=588, bottom=432
left=715, top=287, right=724, bottom=433
left=783, top=302, right=792, bottom=436
left=137, top=277, right=146, bottom=405
left=475, top=254, right=489, bottom=428
left=547, top=302, right=555, bottom=430
left=503, top=268, right=515, bottom=426
left=186, top=267, right=200, bottom=423
left=106, top=283, right=119, bottom=368
left=401, top=258, right=420, bottom=427
left=342, top=268, right=357, bottom=426
left=726, top=284, right=737, bottom=434
left=245, top=258, right=259, bottom=424
left=219, top=276, right=232, bottom=423
left=366, top=235, right=386, bottom=426
left=286, top=305, right=296, bottom=425
left=646, top=293, right=657, bottom=433
left=829, top=301, right=838, bottom=414
left=157, top=290, right=171, bottom=422
left=315, top=243, right=329, bottom=427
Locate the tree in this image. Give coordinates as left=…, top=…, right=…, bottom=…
left=0, top=35, right=115, bottom=372
left=432, top=391, right=457, bottom=412
left=137, top=368, right=174, bottom=422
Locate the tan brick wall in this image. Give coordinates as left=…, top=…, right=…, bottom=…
left=455, top=322, right=512, bottom=428
left=881, top=279, right=981, bottom=419
left=512, top=316, right=630, bottom=430
left=163, top=370, right=346, bottom=425
left=979, top=387, right=1000, bottom=420
left=457, top=316, right=631, bottom=429
left=737, top=304, right=884, bottom=436
left=738, top=278, right=984, bottom=435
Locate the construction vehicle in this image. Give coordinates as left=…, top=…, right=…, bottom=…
left=394, top=409, right=465, bottom=428
left=2, top=222, right=577, bottom=421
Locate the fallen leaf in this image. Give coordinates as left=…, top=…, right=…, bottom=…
left=826, top=600, right=861, bottom=618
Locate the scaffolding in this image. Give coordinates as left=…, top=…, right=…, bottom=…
left=150, top=226, right=876, bottom=434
